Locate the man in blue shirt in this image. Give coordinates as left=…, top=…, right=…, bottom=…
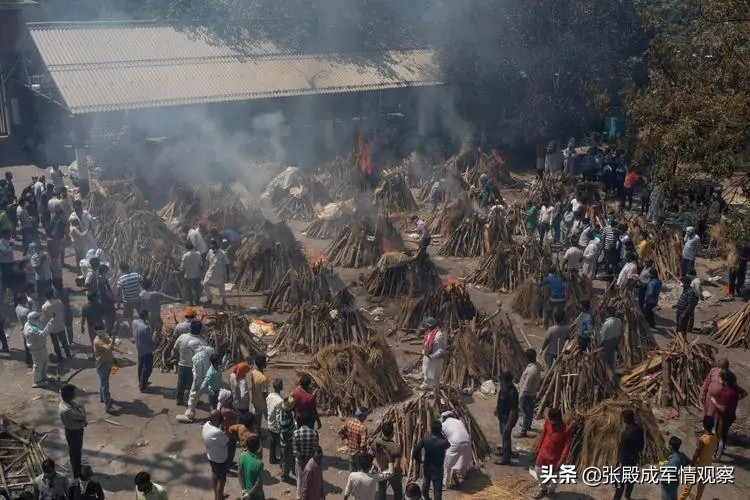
left=537, top=268, right=565, bottom=328
left=479, top=174, right=492, bottom=210
left=132, top=309, right=154, bottom=392
left=577, top=300, right=593, bottom=350
left=643, top=268, right=662, bottom=328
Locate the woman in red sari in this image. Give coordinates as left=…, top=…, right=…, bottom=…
left=711, top=369, right=747, bottom=459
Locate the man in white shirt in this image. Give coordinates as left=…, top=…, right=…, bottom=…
left=266, top=378, right=285, bottom=465
left=582, top=237, right=601, bottom=280
left=203, top=239, right=230, bottom=306
left=682, top=227, right=701, bottom=278
left=538, top=204, right=553, bottom=242
left=187, top=222, right=208, bottom=256
left=598, top=310, right=623, bottom=373
left=172, top=318, right=207, bottom=405
left=344, top=454, right=378, bottom=500
left=440, top=411, right=472, bottom=490
left=563, top=245, right=584, bottom=273
left=616, top=253, right=638, bottom=288
left=50, top=165, right=65, bottom=192
left=202, top=410, right=229, bottom=500
left=181, top=241, right=203, bottom=306
left=517, top=349, right=541, bottom=438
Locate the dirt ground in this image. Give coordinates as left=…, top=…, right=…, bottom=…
left=0, top=164, right=748, bottom=499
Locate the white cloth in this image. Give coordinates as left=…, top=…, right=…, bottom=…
left=181, top=250, right=203, bottom=280
left=266, top=392, right=284, bottom=433
left=443, top=440, right=472, bottom=475
left=563, top=246, right=584, bottom=271
left=616, top=262, right=638, bottom=287
left=203, top=248, right=229, bottom=286
left=188, top=228, right=207, bottom=255
left=69, top=210, right=94, bottom=233
left=599, top=317, right=623, bottom=343
left=343, top=471, right=379, bottom=500
left=174, top=333, right=207, bottom=367
left=539, top=206, right=553, bottom=225
left=202, top=422, right=229, bottom=463
left=421, top=328, right=445, bottom=388
left=441, top=417, right=470, bottom=444
left=230, top=372, right=251, bottom=412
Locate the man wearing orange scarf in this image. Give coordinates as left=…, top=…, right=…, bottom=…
left=420, top=317, right=446, bottom=393
left=230, top=359, right=252, bottom=415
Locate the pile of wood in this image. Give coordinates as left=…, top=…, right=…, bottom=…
left=528, top=177, right=573, bottom=205
left=0, top=417, right=47, bottom=497
left=364, top=250, right=440, bottom=298
left=272, top=289, right=375, bottom=353
left=712, top=300, right=750, bottom=348
left=234, top=221, right=310, bottom=291
left=371, top=389, right=491, bottom=480
left=467, top=243, right=552, bottom=292
left=511, top=272, right=592, bottom=322
left=417, top=172, right=469, bottom=204
left=626, top=216, right=682, bottom=278
left=400, top=278, right=478, bottom=330
left=324, top=217, right=405, bottom=268
left=153, top=310, right=266, bottom=370
left=304, top=201, right=357, bottom=239
left=443, top=313, right=527, bottom=390
left=373, top=172, right=418, bottom=216
left=463, top=153, right=522, bottom=189
left=273, top=186, right=317, bottom=221
left=566, top=398, right=667, bottom=469
left=96, top=209, right=187, bottom=296
left=599, top=289, right=657, bottom=368
left=621, top=334, right=716, bottom=408
left=265, top=262, right=338, bottom=312
left=298, top=337, right=411, bottom=416
left=157, top=185, right=202, bottom=226
left=88, top=179, right=146, bottom=220
left=535, top=346, right=615, bottom=418
left=205, top=196, right=264, bottom=232
left=426, top=196, right=472, bottom=236
left=438, top=212, right=491, bottom=257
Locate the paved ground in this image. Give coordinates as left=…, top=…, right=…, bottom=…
left=0, top=164, right=748, bottom=499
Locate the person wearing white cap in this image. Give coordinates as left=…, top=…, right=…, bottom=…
left=440, top=411, right=472, bottom=490
left=420, top=317, right=445, bottom=394
left=682, top=227, right=701, bottom=278
left=23, top=311, right=55, bottom=387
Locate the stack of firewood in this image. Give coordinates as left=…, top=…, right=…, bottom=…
left=438, top=212, right=492, bottom=257
left=467, top=243, right=552, bottom=292
left=400, top=278, right=478, bottom=330
left=713, top=301, right=750, bottom=348
left=324, top=216, right=405, bottom=268
left=373, top=172, right=418, bottom=216
left=426, top=196, right=473, bottom=236
left=265, top=262, right=338, bottom=312
left=620, top=334, right=716, bottom=408
left=364, top=250, right=440, bottom=297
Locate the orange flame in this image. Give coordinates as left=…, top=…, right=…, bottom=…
left=304, top=245, right=326, bottom=266
left=355, top=127, right=373, bottom=176
left=442, top=276, right=461, bottom=290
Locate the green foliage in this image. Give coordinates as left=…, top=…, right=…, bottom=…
left=626, top=0, right=750, bottom=192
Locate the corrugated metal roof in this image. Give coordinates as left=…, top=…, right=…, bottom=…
left=28, top=24, right=441, bottom=115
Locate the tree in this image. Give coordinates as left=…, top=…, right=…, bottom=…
left=428, top=0, right=649, bottom=147
left=626, top=0, right=750, bottom=193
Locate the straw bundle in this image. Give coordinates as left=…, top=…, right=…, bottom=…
left=371, top=389, right=491, bottom=480
left=712, top=300, right=750, bottom=348
left=620, top=334, right=716, bottom=408
left=566, top=398, right=667, bottom=469
left=299, top=337, right=411, bottom=416
left=272, top=289, right=375, bottom=354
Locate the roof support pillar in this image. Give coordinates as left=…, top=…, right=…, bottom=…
left=72, top=115, right=89, bottom=196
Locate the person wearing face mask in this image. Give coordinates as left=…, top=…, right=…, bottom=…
left=34, top=458, right=72, bottom=500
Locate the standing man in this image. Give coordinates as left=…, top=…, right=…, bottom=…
left=440, top=411, right=472, bottom=490
left=182, top=343, right=216, bottom=422
left=598, top=309, right=623, bottom=374
left=602, top=218, right=620, bottom=275
left=479, top=174, right=492, bottom=212
left=577, top=300, right=594, bottom=350
left=538, top=202, right=553, bottom=242
left=678, top=416, right=717, bottom=500
left=238, top=436, right=266, bottom=500
left=338, top=407, right=370, bottom=470
left=203, top=239, right=230, bottom=306
left=41, top=289, right=71, bottom=361
left=300, top=445, right=325, bottom=500
left=541, top=310, right=570, bottom=368
left=494, top=371, right=519, bottom=465
left=279, top=397, right=297, bottom=482
left=420, top=317, right=445, bottom=393
left=0, top=229, right=13, bottom=296
left=24, top=311, right=55, bottom=388
left=29, top=242, right=53, bottom=301
left=266, top=378, right=285, bottom=464
left=428, top=179, right=443, bottom=213
left=518, top=349, right=541, bottom=438
left=139, top=278, right=180, bottom=337
left=636, top=260, right=654, bottom=309
left=203, top=410, right=230, bottom=500
left=181, top=241, right=203, bottom=306
left=172, top=320, right=207, bottom=406
left=582, top=236, right=601, bottom=280
left=116, top=262, right=142, bottom=326
left=92, top=327, right=116, bottom=414
left=537, top=268, right=565, bottom=329
left=16, top=198, right=37, bottom=254
left=562, top=244, right=583, bottom=273
left=292, top=374, right=322, bottom=429
left=676, top=277, right=699, bottom=336
left=410, top=215, right=431, bottom=252
left=612, top=409, right=644, bottom=500
left=293, top=412, right=320, bottom=500
left=616, top=253, right=638, bottom=289
left=643, top=268, right=662, bottom=328
left=132, top=310, right=155, bottom=392
left=532, top=408, right=571, bottom=499
left=249, top=354, right=270, bottom=433
left=412, top=420, right=450, bottom=500
left=95, top=264, right=117, bottom=334
left=81, top=293, right=105, bottom=357
left=59, top=384, right=87, bottom=480
left=682, top=227, right=701, bottom=278
left=187, top=221, right=208, bottom=256
left=50, top=165, right=64, bottom=192
left=525, top=201, right=539, bottom=235
left=701, top=357, right=729, bottom=418
left=343, top=454, right=378, bottom=500
left=371, top=421, right=403, bottom=500
left=661, top=436, right=690, bottom=500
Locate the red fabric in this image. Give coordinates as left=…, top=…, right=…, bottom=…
left=46, top=236, right=60, bottom=259
left=232, top=361, right=251, bottom=379
left=535, top=420, right=571, bottom=467
left=423, top=327, right=439, bottom=352
left=292, top=387, right=317, bottom=419
left=718, top=385, right=741, bottom=423
left=623, top=170, right=642, bottom=189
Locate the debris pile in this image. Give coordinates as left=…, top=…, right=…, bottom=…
left=466, top=243, right=552, bottom=292
left=265, top=262, right=338, bottom=312
left=0, top=417, right=47, bottom=497
left=364, top=251, right=440, bottom=298
left=272, top=289, right=375, bottom=353
left=234, top=221, right=310, bottom=291
left=299, top=337, right=411, bottom=416
left=621, top=334, right=716, bottom=408
left=566, top=398, right=666, bottom=469
left=372, top=389, right=491, bottom=480
left=535, top=347, right=614, bottom=418
left=400, top=277, right=478, bottom=330
left=712, top=300, right=750, bottom=348
left=89, top=179, right=146, bottom=220
left=373, top=172, right=418, bottom=216
left=324, top=217, right=404, bottom=268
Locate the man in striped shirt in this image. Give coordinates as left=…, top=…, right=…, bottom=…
left=116, top=262, right=142, bottom=326
left=601, top=219, right=619, bottom=274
